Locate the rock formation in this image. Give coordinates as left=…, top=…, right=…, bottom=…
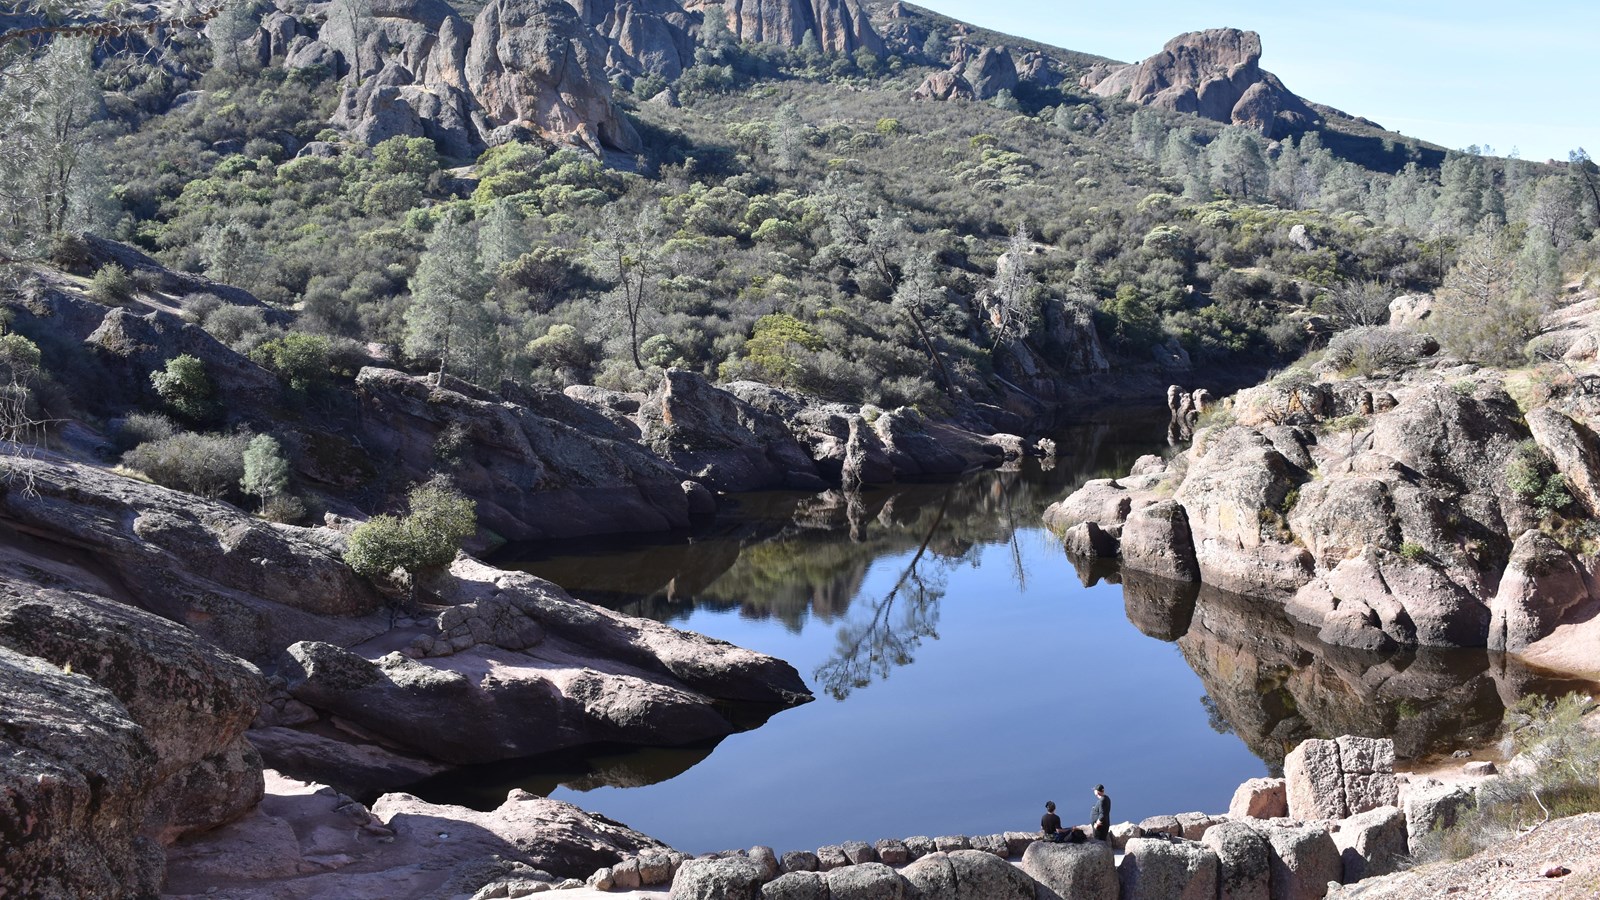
left=317, top=0, right=639, bottom=156
left=912, top=68, right=975, bottom=102
left=1080, top=29, right=1319, bottom=139
left=571, top=0, right=699, bottom=80
left=962, top=45, right=1017, bottom=100
left=705, top=0, right=884, bottom=56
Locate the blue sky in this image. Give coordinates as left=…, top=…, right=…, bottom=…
left=912, top=1, right=1598, bottom=162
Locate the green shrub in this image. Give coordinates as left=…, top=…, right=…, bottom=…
left=1399, top=541, right=1426, bottom=561
left=240, top=433, right=291, bottom=505
left=250, top=332, right=333, bottom=392
left=150, top=354, right=216, bottom=420
left=88, top=263, right=134, bottom=303
left=1507, top=440, right=1572, bottom=515
left=113, top=412, right=177, bottom=454
left=344, top=476, right=476, bottom=580
left=123, top=431, right=248, bottom=498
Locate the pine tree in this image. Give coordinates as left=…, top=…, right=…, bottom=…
left=404, top=217, right=494, bottom=380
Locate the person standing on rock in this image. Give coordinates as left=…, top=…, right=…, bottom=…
left=1091, top=785, right=1111, bottom=841
left=1041, top=800, right=1066, bottom=842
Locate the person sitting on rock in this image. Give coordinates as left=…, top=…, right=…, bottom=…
left=1041, top=800, right=1067, bottom=842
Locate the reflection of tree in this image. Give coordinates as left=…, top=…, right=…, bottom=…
left=813, top=489, right=955, bottom=700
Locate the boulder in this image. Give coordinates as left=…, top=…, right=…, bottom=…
left=1528, top=408, right=1600, bottom=516
left=1201, top=821, right=1270, bottom=900
left=1401, top=780, right=1475, bottom=854
left=1120, top=499, right=1200, bottom=582
left=1139, top=815, right=1185, bottom=838
left=1255, top=822, right=1341, bottom=900
left=639, top=369, right=824, bottom=492
left=1021, top=840, right=1117, bottom=900
left=1118, top=837, right=1219, bottom=900
left=0, top=646, right=164, bottom=899
left=1332, top=804, right=1407, bottom=881
left=781, top=850, right=820, bottom=873
left=1176, top=812, right=1226, bottom=840
left=912, top=69, right=975, bottom=101
left=575, top=0, right=698, bottom=80
left=1230, top=778, right=1289, bottom=820
left=1081, top=28, right=1319, bottom=138
left=817, top=845, right=849, bottom=870
left=671, top=855, right=768, bottom=900
left=1488, top=530, right=1593, bottom=652
left=900, top=849, right=1035, bottom=900
left=0, top=560, right=265, bottom=844
left=902, top=836, right=935, bottom=859
left=1043, top=479, right=1133, bottom=535
left=874, top=838, right=910, bottom=865
left=762, top=870, right=829, bottom=900
left=962, top=46, right=1017, bottom=99
left=749, top=846, right=781, bottom=880
left=842, top=840, right=877, bottom=864
left=1387, top=294, right=1432, bottom=328
left=826, top=861, right=908, bottom=899
left=1284, top=736, right=1397, bottom=820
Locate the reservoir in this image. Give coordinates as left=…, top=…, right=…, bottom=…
left=408, top=414, right=1594, bottom=853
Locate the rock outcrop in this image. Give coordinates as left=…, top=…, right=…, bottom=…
left=1284, top=737, right=1398, bottom=821
left=962, top=46, right=1018, bottom=100
left=912, top=69, right=975, bottom=102
left=638, top=368, right=826, bottom=492
left=1080, top=29, right=1319, bottom=138
left=320, top=0, right=640, bottom=156
left=356, top=367, right=694, bottom=540
left=573, top=0, right=699, bottom=80
left=710, top=0, right=884, bottom=56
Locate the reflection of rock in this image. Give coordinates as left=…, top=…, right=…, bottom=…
left=1120, top=568, right=1200, bottom=642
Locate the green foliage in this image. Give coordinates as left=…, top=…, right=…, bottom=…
left=343, top=476, right=477, bottom=579
left=251, top=331, right=334, bottom=392
left=240, top=433, right=291, bottom=505
left=1399, top=541, right=1426, bottom=561
left=123, top=431, right=248, bottom=498
left=150, top=354, right=215, bottom=420
left=741, top=313, right=823, bottom=386
left=112, top=411, right=177, bottom=453
left=1507, top=440, right=1572, bottom=515
left=88, top=263, right=134, bottom=303
left=0, top=333, right=43, bottom=377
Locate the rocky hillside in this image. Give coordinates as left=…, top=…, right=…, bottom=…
left=1047, top=283, right=1600, bottom=679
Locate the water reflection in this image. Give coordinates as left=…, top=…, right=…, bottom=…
left=1072, top=558, right=1598, bottom=772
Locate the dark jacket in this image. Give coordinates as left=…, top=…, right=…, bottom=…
left=1092, top=794, right=1110, bottom=825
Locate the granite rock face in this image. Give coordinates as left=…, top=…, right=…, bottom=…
left=713, top=0, right=884, bottom=56
left=1080, top=28, right=1319, bottom=138
left=1284, top=736, right=1398, bottom=821
left=638, top=368, right=826, bottom=492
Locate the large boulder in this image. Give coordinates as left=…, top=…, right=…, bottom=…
left=467, top=0, right=642, bottom=154
left=0, top=558, right=265, bottom=844
left=671, top=855, right=768, bottom=900
left=638, top=368, right=825, bottom=492
left=1524, top=407, right=1600, bottom=515
left=1332, top=804, right=1407, bottom=881
left=825, top=861, right=908, bottom=899
left=1201, top=821, right=1271, bottom=900
left=1080, top=28, right=1319, bottom=138
left=1488, top=530, right=1593, bottom=652
left=762, top=870, right=829, bottom=899
left=0, top=646, right=164, bottom=899
left=1254, top=822, right=1341, bottom=900
left=1120, top=499, right=1200, bottom=582
left=1284, top=736, right=1397, bottom=820
left=1118, top=837, right=1219, bottom=900
left=1401, top=780, right=1476, bottom=855
left=898, top=849, right=1034, bottom=900
left=1022, top=840, right=1117, bottom=900
left=962, top=46, right=1017, bottom=99
left=912, top=69, right=975, bottom=102
left=1229, top=778, right=1288, bottom=820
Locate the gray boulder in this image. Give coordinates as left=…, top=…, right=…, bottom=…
left=911, top=69, right=976, bottom=101
left=1230, top=778, right=1288, bottom=820
left=1118, top=837, right=1219, bottom=900
left=1284, top=736, right=1396, bottom=820
left=962, top=46, right=1017, bottom=99
left=762, top=870, right=829, bottom=900
left=826, top=862, right=907, bottom=899
left=1402, top=780, right=1476, bottom=855
left=1120, top=500, right=1201, bottom=581
left=1022, top=840, right=1117, bottom=900
left=900, top=849, right=1034, bottom=900
left=1488, top=530, right=1592, bottom=652
left=1256, top=822, right=1340, bottom=900
left=781, top=850, right=820, bottom=873
left=1332, top=805, right=1407, bottom=881
left=0, top=646, right=164, bottom=899
left=671, top=856, right=768, bottom=900
left=1201, top=821, right=1270, bottom=900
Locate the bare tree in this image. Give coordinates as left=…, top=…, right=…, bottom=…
left=988, top=226, right=1034, bottom=349
left=0, top=37, right=103, bottom=265
left=1314, top=279, right=1393, bottom=330
left=589, top=203, right=666, bottom=370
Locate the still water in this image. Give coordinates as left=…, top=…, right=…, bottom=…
left=409, top=414, right=1593, bottom=854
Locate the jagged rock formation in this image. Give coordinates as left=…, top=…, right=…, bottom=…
left=701, top=0, right=884, bottom=56
left=1080, top=28, right=1319, bottom=139
left=962, top=45, right=1017, bottom=100
left=912, top=68, right=974, bottom=102
left=318, top=0, right=639, bottom=156
left=571, top=0, right=699, bottom=80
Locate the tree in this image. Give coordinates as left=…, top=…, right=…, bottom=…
left=988, top=226, right=1034, bottom=348
left=1208, top=127, right=1268, bottom=199
left=403, top=216, right=494, bottom=380
left=334, top=0, right=375, bottom=82
left=1525, top=177, right=1583, bottom=250
left=921, top=29, right=949, bottom=64
left=1315, top=279, right=1393, bottom=329
left=344, top=476, right=477, bottom=581
left=891, top=255, right=959, bottom=399
left=151, top=354, right=216, bottom=420
left=0, top=38, right=104, bottom=265
left=240, top=434, right=290, bottom=508
left=1568, top=148, right=1600, bottom=230
left=477, top=199, right=531, bottom=279
left=201, top=221, right=267, bottom=290
left=588, top=203, right=666, bottom=370
left=207, top=0, right=261, bottom=79
left=1431, top=229, right=1549, bottom=366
